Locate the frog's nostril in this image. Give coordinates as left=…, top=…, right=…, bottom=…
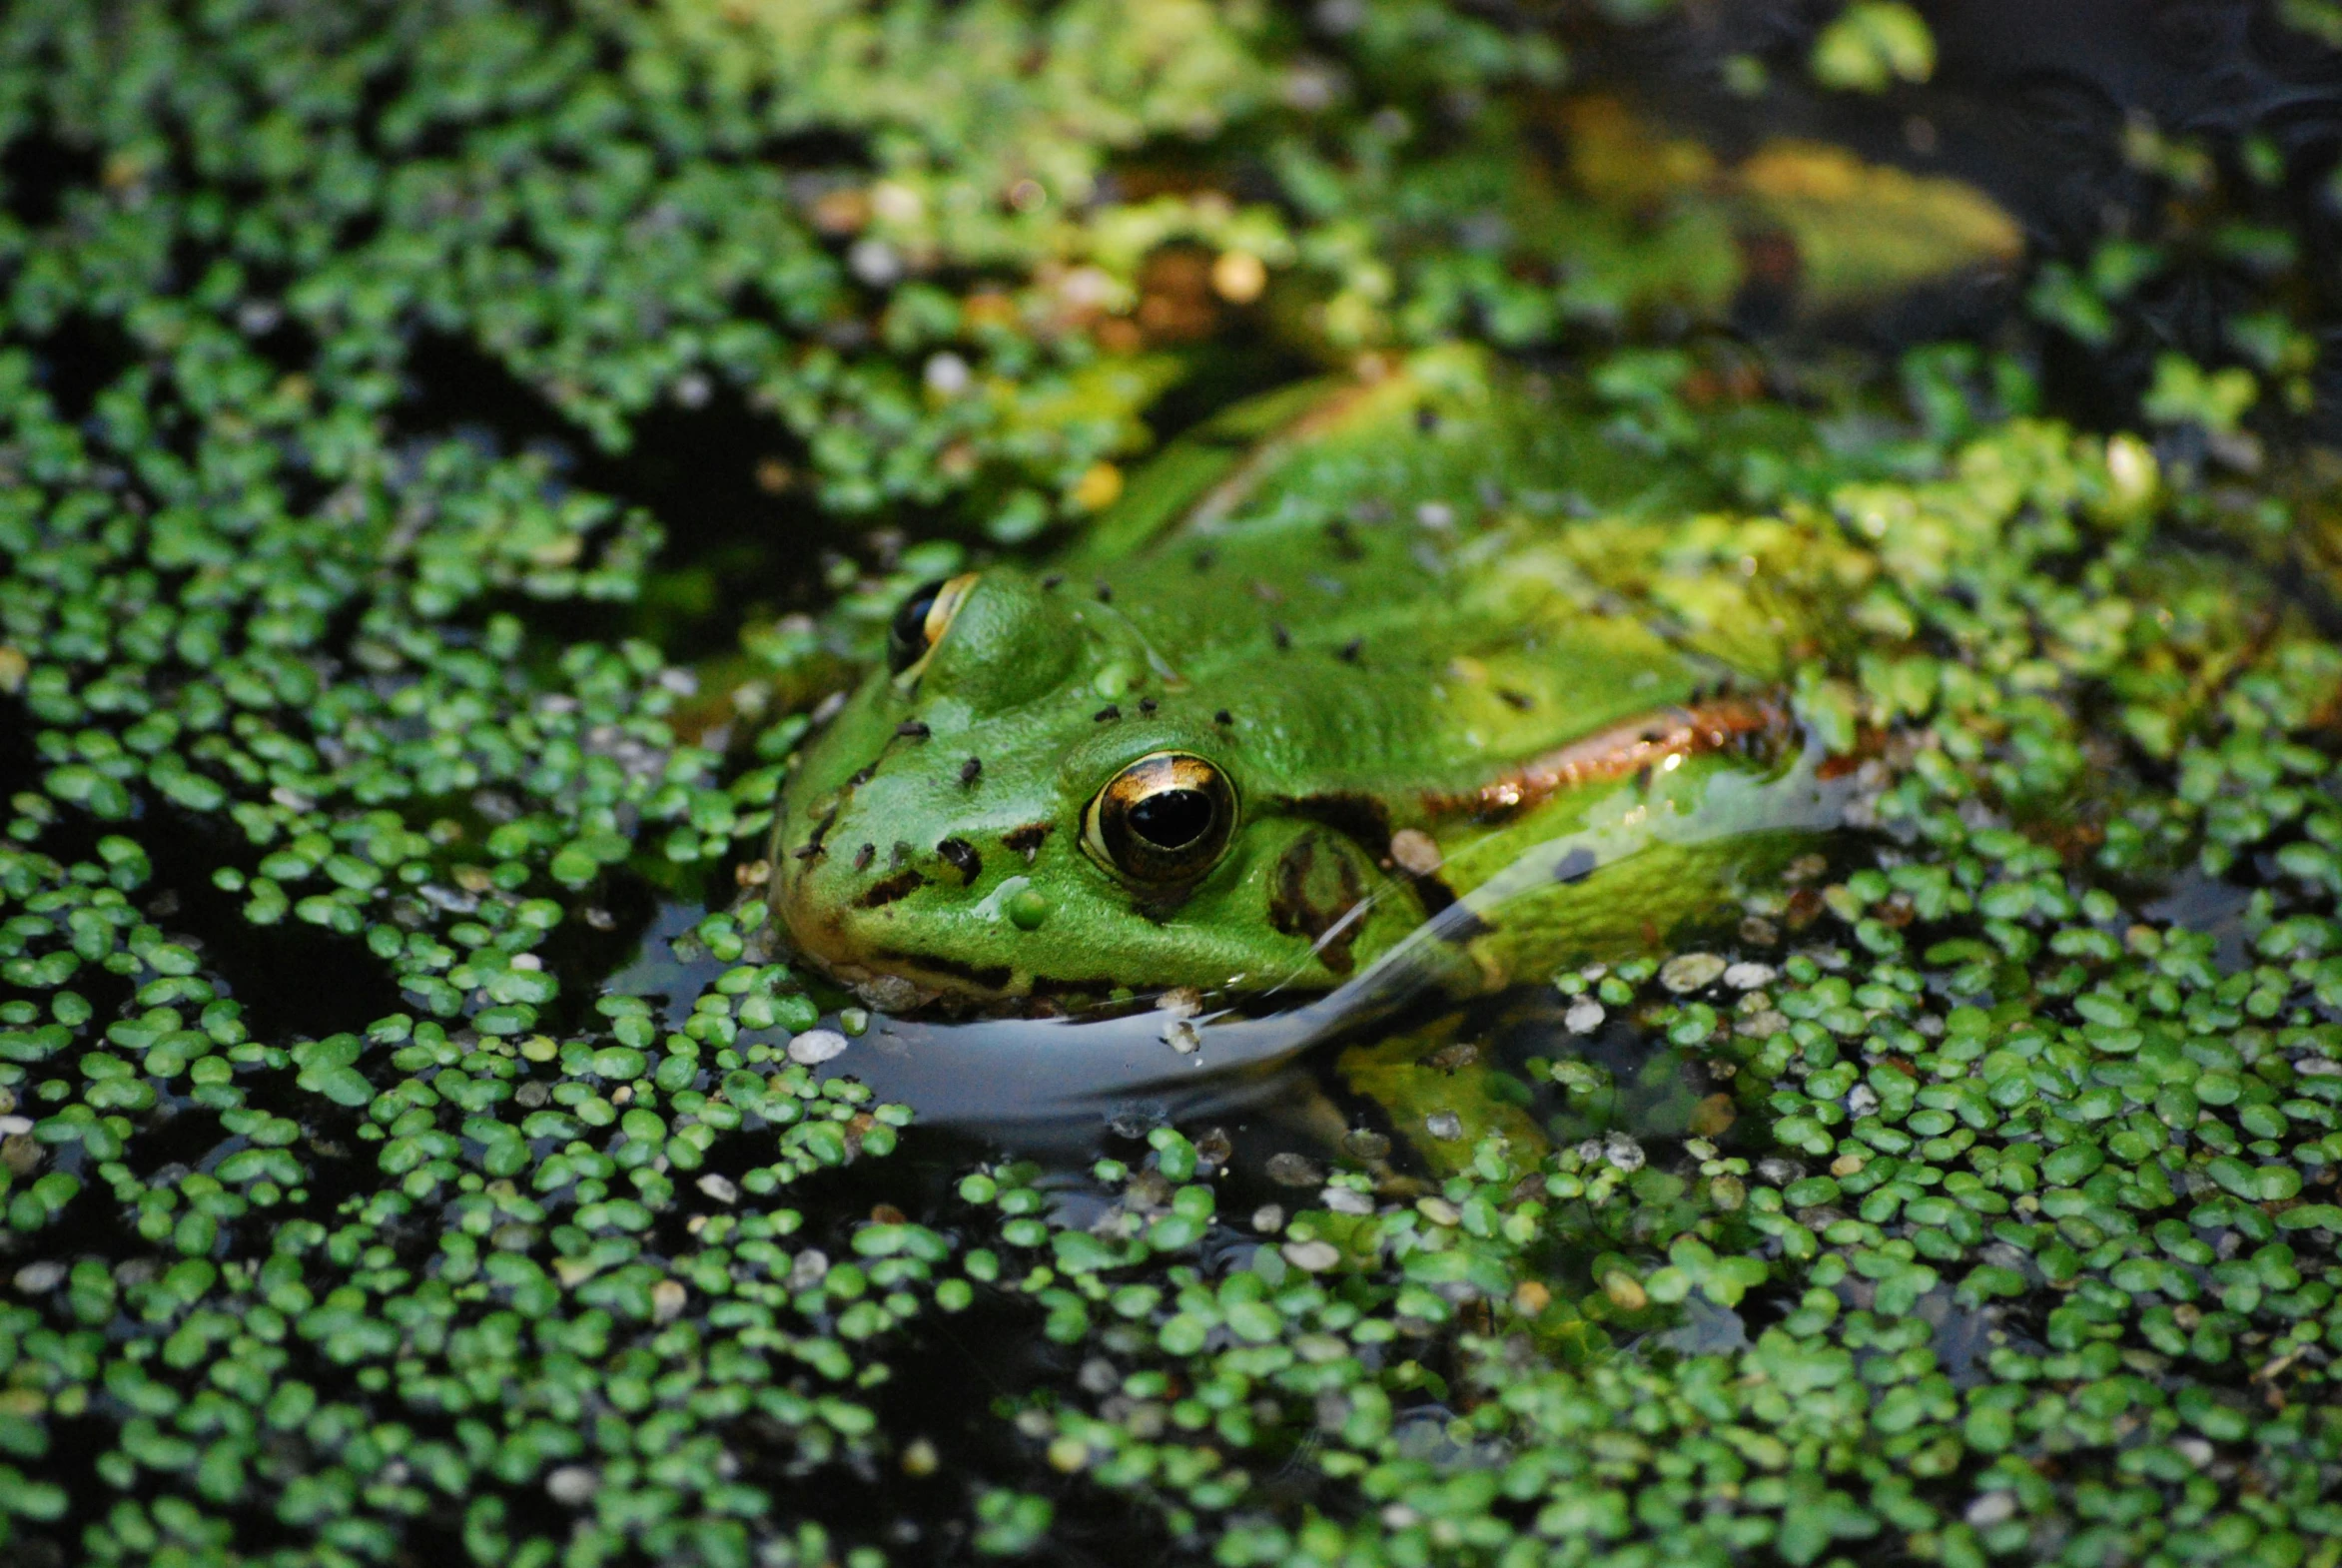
left=937, top=837, right=981, bottom=884
left=1002, top=822, right=1052, bottom=863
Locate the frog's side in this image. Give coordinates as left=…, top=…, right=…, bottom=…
left=770, top=351, right=1850, bottom=1015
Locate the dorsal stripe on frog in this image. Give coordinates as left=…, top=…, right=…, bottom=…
left=1420, top=692, right=1796, bottom=822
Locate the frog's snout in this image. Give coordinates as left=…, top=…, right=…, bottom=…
left=768, top=780, right=1049, bottom=1011
left=771, top=834, right=927, bottom=1008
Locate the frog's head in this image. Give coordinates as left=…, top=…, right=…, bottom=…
left=769, top=569, right=1420, bottom=1013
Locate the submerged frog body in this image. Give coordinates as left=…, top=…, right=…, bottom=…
left=771, top=352, right=1848, bottom=1014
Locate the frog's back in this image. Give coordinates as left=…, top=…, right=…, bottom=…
left=1071, top=351, right=1812, bottom=806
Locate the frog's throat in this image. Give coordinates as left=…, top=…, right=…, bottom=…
left=1419, top=692, right=1795, bottom=820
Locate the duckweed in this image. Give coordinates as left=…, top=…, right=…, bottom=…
left=6, top=1, right=2342, bottom=1565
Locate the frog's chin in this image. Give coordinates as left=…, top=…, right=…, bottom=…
left=777, top=901, right=1027, bottom=1016
left=773, top=880, right=949, bottom=1011
left=774, top=881, right=1266, bottom=1019
left=794, top=947, right=994, bottom=1017
left=833, top=967, right=945, bottom=1015
left=789, top=933, right=1169, bottom=1021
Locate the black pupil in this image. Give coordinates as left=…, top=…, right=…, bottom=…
left=1128, top=788, right=1213, bottom=850
left=887, top=580, right=947, bottom=672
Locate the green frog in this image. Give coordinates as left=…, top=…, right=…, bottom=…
left=769, top=349, right=1857, bottom=1029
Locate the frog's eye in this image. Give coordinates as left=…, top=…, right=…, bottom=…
left=887, top=572, right=980, bottom=675
left=1083, top=751, right=1238, bottom=885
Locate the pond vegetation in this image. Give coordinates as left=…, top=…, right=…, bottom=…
left=5, top=3, right=2342, bottom=1566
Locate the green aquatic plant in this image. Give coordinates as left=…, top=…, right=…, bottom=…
left=1, top=1, right=2341, bottom=1566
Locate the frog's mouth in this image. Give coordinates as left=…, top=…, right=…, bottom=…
left=773, top=884, right=971, bottom=1014
left=785, top=940, right=1128, bottom=1020
left=775, top=842, right=1291, bottom=1020
left=773, top=867, right=1085, bottom=1018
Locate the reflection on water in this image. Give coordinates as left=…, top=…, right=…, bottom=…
left=605, top=909, right=1745, bottom=1170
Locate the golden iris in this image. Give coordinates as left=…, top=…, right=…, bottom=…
left=886, top=572, right=980, bottom=675
left=1082, top=751, right=1237, bottom=885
